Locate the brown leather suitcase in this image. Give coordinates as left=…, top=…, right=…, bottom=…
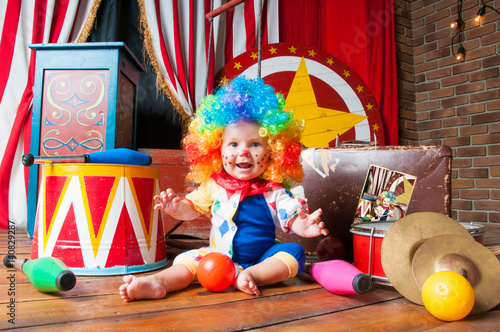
left=277, top=145, right=451, bottom=261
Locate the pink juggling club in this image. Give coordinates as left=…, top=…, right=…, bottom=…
left=306, top=259, right=372, bottom=295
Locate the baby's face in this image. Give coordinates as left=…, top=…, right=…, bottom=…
left=221, top=121, right=269, bottom=181
left=382, top=197, right=391, bottom=208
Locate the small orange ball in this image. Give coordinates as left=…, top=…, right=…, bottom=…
left=197, top=252, right=235, bottom=292
left=422, top=271, right=475, bottom=321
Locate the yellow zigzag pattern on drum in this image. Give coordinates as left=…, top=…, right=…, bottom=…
left=127, top=175, right=157, bottom=251
left=79, top=175, right=121, bottom=256
left=36, top=175, right=161, bottom=269
left=41, top=173, right=71, bottom=249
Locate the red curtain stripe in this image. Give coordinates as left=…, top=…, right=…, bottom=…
left=279, top=0, right=398, bottom=145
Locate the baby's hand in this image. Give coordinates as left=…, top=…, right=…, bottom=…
left=292, top=208, right=329, bottom=238
left=154, top=188, right=182, bottom=216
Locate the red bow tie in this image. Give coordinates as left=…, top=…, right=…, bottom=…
left=211, top=172, right=281, bottom=200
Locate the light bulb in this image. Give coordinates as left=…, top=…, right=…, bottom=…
left=456, top=46, right=466, bottom=60
left=451, top=18, right=464, bottom=29
left=475, top=6, right=486, bottom=22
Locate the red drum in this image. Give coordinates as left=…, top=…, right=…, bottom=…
left=351, top=222, right=393, bottom=284
left=31, top=164, right=168, bottom=275
left=350, top=221, right=484, bottom=285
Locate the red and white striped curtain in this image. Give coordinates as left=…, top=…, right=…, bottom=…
left=0, top=0, right=100, bottom=230
left=139, top=0, right=279, bottom=118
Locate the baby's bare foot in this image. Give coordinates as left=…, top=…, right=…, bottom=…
left=119, top=275, right=167, bottom=302
left=233, top=270, right=261, bottom=296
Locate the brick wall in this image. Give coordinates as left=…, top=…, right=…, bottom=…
left=394, top=0, right=500, bottom=223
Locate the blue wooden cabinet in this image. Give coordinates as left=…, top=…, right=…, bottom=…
left=27, top=42, right=144, bottom=237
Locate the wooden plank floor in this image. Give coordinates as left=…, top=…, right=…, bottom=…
left=1, top=225, right=499, bottom=331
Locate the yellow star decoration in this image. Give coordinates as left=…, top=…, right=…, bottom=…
left=356, top=85, right=364, bottom=93
left=233, top=62, right=242, bottom=70
left=343, top=69, right=350, bottom=78
left=372, top=123, right=380, bottom=131
left=366, top=103, right=374, bottom=111
left=288, top=46, right=297, bottom=54
left=250, top=52, right=258, bottom=60
left=220, top=76, right=229, bottom=85
left=308, top=49, right=316, bottom=57
left=396, top=177, right=414, bottom=205
left=269, top=46, right=277, bottom=54
left=285, top=57, right=367, bottom=148
left=326, top=58, right=334, bottom=66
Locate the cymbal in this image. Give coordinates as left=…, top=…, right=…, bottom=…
left=380, top=212, right=473, bottom=305
left=412, top=234, right=500, bottom=315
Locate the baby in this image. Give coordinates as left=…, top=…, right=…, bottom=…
left=119, top=77, right=328, bottom=301
left=373, top=191, right=396, bottom=221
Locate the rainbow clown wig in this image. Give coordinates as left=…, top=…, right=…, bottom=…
left=183, top=76, right=305, bottom=185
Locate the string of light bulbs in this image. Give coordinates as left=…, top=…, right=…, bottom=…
left=451, top=0, right=465, bottom=61
left=451, top=0, right=499, bottom=61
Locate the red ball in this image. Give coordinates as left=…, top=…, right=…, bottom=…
left=197, top=252, right=235, bottom=292
left=316, top=237, right=345, bottom=261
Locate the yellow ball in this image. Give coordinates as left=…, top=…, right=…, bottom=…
left=422, top=271, right=475, bottom=321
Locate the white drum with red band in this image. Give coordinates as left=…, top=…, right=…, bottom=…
left=31, top=164, right=168, bottom=275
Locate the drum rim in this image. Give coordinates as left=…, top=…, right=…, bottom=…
left=350, top=221, right=395, bottom=237
left=350, top=221, right=485, bottom=236
left=41, top=163, right=158, bottom=177
left=459, top=222, right=485, bottom=236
